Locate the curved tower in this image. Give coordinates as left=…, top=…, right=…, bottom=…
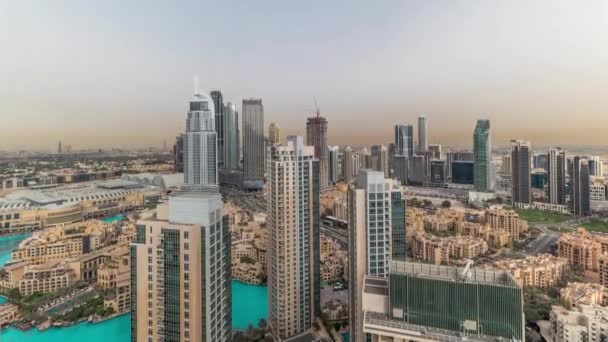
left=183, top=91, right=218, bottom=191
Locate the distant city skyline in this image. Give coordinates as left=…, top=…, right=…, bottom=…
left=1, top=0, right=608, bottom=150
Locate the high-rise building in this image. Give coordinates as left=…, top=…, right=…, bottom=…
left=223, top=102, right=240, bottom=170
left=511, top=140, right=532, bottom=204
left=451, top=160, right=474, bottom=185
left=242, top=98, right=265, bottom=190
left=394, top=124, right=414, bottom=157
left=417, top=115, right=428, bottom=153
left=446, top=151, right=474, bottom=180
left=501, top=154, right=512, bottom=174
left=408, top=155, right=425, bottom=185
left=210, top=90, right=224, bottom=168
left=348, top=170, right=405, bottom=341
left=352, top=153, right=361, bottom=179
left=268, top=122, right=280, bottom=145
left=173, top=135, right=184, bottom=173
left=57, top=141, right=62, bottom=154
left=342, top=146, right=354, bottom=183
left=473, top=119, right=492, bottom=192
left=428, top=144, right=442, bottom=160
left=306, top=115, right=329, bottom=189
left=361, top=261, right=525, bottom=341
left=393, top=155, right=408, bottom=186
left=371, top=145, right=389, bottom=178
left=328, top=145, right=339, bottom=185
left=548, top=148, right=567, bottom=205
left=430, top=160, right=447, bottom=185
left=572, top=156, right=591, bottom=216
left=533, top=153, right=549, bottom=171
left=268, top=136, right=320, bottom=340
left=589, top=156, right=603, bottom=177
left=131, top=89, right=232, bottom=342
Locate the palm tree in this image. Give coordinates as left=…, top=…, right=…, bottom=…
left=258, top=318, right=267, bottom=331
left=246, top=324, right=255, bottom=338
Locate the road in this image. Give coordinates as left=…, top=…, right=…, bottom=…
left=222, top=188, right=266, bottom=213
left=320, top=224, right=347, bottom=246
left=520, top=217, right=596, bottom=256
left=523, top=226, right=559, bottom=255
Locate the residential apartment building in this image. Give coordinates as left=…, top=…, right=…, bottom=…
left=493, top=254, right=568, bottom=288
left=267, top=135, right=320, bottom=340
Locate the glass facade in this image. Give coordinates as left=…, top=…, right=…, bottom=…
left=391, top=191, right=406, bottom=261
left=130, top=245, right=138, bottom=342
left=389, top=273, right=524, bottom=340
left=452, top=161, right=474, bottom=185
left=473, top=120, right=491, bottom=192
left=163, top=229, right=181, bottom=342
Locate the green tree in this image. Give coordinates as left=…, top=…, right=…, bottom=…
left=441, top=200, right=451, bottom=208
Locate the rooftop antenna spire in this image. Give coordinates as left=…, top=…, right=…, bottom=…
left=314, top=96, right=320, bottom=118
left=193, top=75, right=200, bottom=96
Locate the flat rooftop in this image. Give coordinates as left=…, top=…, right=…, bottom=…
left=0, top=179, right=156, bottom=212
left=390, top=260, right=519, bottom=288
left=364, top=277, right=388, bottom=296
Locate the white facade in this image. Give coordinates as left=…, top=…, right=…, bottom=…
left=591, top=183, right=607, bottom=201
left=328, top=145, right=339, bottom=185
left=267, top=135, right=319, bottom=340
left=183, top=92, right=218, bottom=191
left=551, top=305, right=608, bottom=342
left=348, top=170, right=396, bottom=342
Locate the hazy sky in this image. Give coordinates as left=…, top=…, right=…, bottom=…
left=1, top=0, right=607, bottom=150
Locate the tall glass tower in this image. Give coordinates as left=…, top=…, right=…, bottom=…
left=473, top=119, right=492, bottom=192
left=131, top=88, right=232, bottom=342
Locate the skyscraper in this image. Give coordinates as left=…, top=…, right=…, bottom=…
left=268, top=122, right=280, bottom=145
left=328, top=145, right=339, bottom=185
left=242, top=98, right=265, bottom=190
left=306, top=114, right=329, bottom=189
left=57, top=141, right=62, bottom=154
left=268, top=136, right=320, bottom=340
left=548, top=148, right=567, bottom=205
left=131, top=88, right=232, bottom=342
left=589, top=156, right=603, bottom=177
left=371, top=144, right=389, bottom=178
left=428, top=143, right=442, bottom=160
left=223, top=102, right=240, bottom=170
left=394, top=124, right=414, bottom=157
left=342, top=146, right=354, bottom=183
left=348, top=170, right=405, bottom=342
left=511, top=140, right=532, bottom=204
left=473, top=119, right=492, bottom=192
left=417, top=115, right=428, bottom=153
left=572, top=156, right=591, bottom=216
left=173, top=135, right=184, bottom=173
left=210, top=90, right=224, bottom=168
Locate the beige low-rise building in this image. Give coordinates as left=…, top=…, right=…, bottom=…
left=232, top=261, right=263, bottom=285
left=10, top=220, right=116, bottom=265
left=559, top=228, right=602, bottom=272
left=561, top=282, right=608, bottom=307
left=103, top=270, right=131, bottom=314
left=411, top=233, right=488, bottom=265
left=493, top=254, right=568, bottom=288
left=484, top=207, right=529, bottom=240
left=0, top=303, right=20, bottom=326
left=18, top=260, right=77, bottom=296
left=456, top=221, right=511, bottom=247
